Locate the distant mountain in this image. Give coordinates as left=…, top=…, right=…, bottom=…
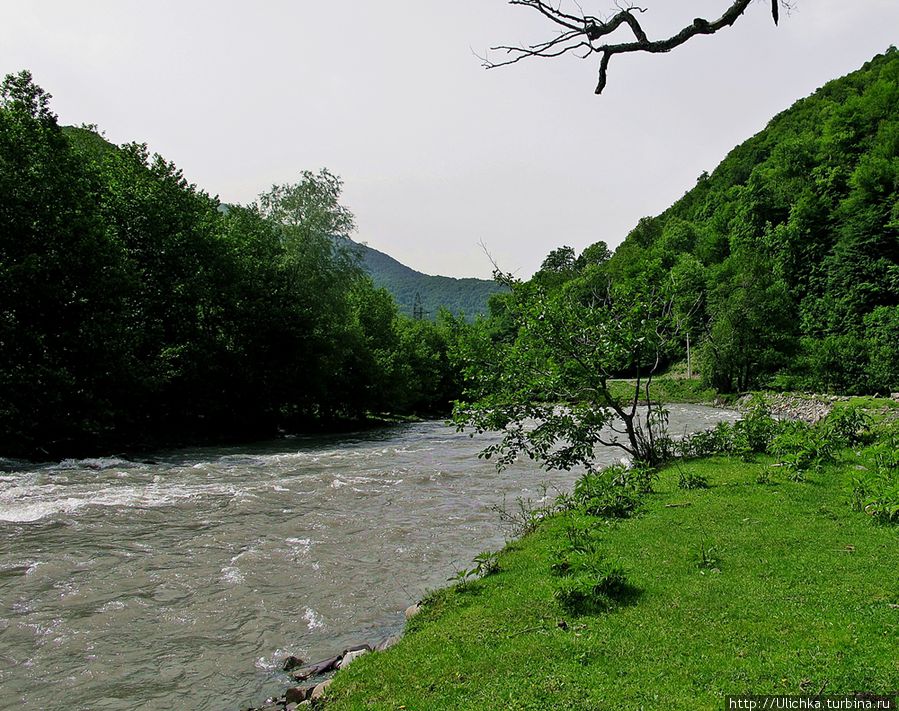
left=349, top=240, right=506, bottom=320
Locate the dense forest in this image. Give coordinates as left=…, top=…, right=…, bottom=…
left=477, top=48, right=899, bottom=397
left=3, top=50, right=898, bottom=460
left=0, top=72, right=461, bottom=459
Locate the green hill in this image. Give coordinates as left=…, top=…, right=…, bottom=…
left=348, top=239, right=507, bottom=320
left=60, top=124, right=117, bottom=158
left=601, top=47, right=899, bottom=394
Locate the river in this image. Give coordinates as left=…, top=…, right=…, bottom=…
left=0, top=405, right=739, bottom=711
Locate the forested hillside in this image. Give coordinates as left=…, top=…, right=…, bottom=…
left=350, top=240, right=506, bottom=320
left=604, top=48, right=899, bottom=393
left=484, top=48, right=899, bottom=396
left=0, top=72, right=462, bottom=459
left=4, top=49, right=898, bottom=460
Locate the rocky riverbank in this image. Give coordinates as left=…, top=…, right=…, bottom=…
left=243, top=605, right=420, bottom=710
left=734, top=392, right=899, bottom=424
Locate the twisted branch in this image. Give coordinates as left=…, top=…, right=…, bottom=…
left=484, top=1, right=791, bottom=94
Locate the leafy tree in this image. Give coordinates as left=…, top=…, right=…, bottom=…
left=702, top=253, right=797, bottom=392
left=454, top=271, right=680, bottom=467
left=0, top=72, right=466, bottom=458
left=532, top=245, right=578, bottom=291
left=865, top=306, right=899, bottom=393
left=570, top=49, right=899, bottom=395
left=575, top=240, right=612, bottom=271
left=0, top=71, right=133, bottom=454
left=255, top=172, right=376, bottom=422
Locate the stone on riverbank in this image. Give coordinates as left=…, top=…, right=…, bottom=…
left=738, top=393, right=837, bottom=424
left=338, top=648, right=368, bottom=668
left=311, top=678, right=332, bottom=700
left=341, top=643, right=372, bottom=655
left=290, top=655, right=341, bottom=681
left=375, top=634, right=401, bottom=652
left=285, top=685, right=312, bottom=703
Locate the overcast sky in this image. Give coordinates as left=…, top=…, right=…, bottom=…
left=2, top=1, right=898, bottom=278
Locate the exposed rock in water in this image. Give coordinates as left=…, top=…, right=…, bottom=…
left=248, top=634, right=398, bottom=709
left=282, top=655, right=305, bottom=672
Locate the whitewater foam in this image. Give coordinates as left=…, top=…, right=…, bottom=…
left=303, top=607, right=324, bottom=630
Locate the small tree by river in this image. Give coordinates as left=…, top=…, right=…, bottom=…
left=453, top=267, right=681, bottom=469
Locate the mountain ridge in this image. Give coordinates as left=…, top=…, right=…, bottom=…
left=347, top=239, right=505, bottom=320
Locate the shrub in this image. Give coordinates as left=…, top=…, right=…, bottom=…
left=679, top=421, right=735, bottom=457
left=550, top=516, right=636, bottom=613
left=448, top=550, right=502, bottom=590
left=851, top=436, right=899, bottom=524
left=551, top=521, right=602, bottom=575
left=572, top=465, right=645, bottom=518
left=553, top=564, right=631, bottom=615
left=770, top=420, right=834, bottom=477
left=624, top=462, right=658, bottom=495
left=679, top=396, right=778, bottom=461
left=473, top=551, right=500, bottom=577
left=732, top=396, right=779, bottom=458
left=821, top=405, right=872, bottom=448
left=678, top=470, right=710, bottom=490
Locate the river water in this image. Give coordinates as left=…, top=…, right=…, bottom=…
left=0, top=405, right=738, bottom=711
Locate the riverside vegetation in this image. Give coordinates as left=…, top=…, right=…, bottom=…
left=265, top=51, right=899, bottom=708
left=322, top=401, right=899, bottom=710
left=0, top=72, right=465, bottom=460
left=4, top=49, right=899, bottom=460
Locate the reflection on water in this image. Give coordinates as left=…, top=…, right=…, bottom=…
left=0, top=405, right=739, bottom=711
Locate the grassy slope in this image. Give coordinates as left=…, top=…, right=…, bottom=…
left=327, top=456, right=898, bottom=710
left=607, top=377, right=718, bottom=405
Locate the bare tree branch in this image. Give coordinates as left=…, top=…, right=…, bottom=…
left=484, top=1, right=793, bottom=94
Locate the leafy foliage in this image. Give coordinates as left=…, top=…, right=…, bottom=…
left=571, top=465, right=644, bottom=519
left=494, top=50, right=899, bottom=396
left=849, top=424, right=899, bottom=524
left=678, top=470, right=710, bottom=490
left=0, top=72, right=463, bottom=458
left=454, top=269, right=683, bottom=467
left=550, top=519, right=633, bottom=615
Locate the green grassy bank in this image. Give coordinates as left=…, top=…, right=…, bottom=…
left=606, top=376, right=718, bottom=405
left=325, top=453, right=898, bottom=709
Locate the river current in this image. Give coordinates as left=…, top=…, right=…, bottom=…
left=0, top=405, right=739, bottom=711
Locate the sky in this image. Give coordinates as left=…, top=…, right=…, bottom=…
left=2, top=1, right=898, bottom=279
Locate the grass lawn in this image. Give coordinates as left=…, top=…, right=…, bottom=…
left=607, top=377, right=718, bottom=405
left=325, top=455, right=898, bottom=710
